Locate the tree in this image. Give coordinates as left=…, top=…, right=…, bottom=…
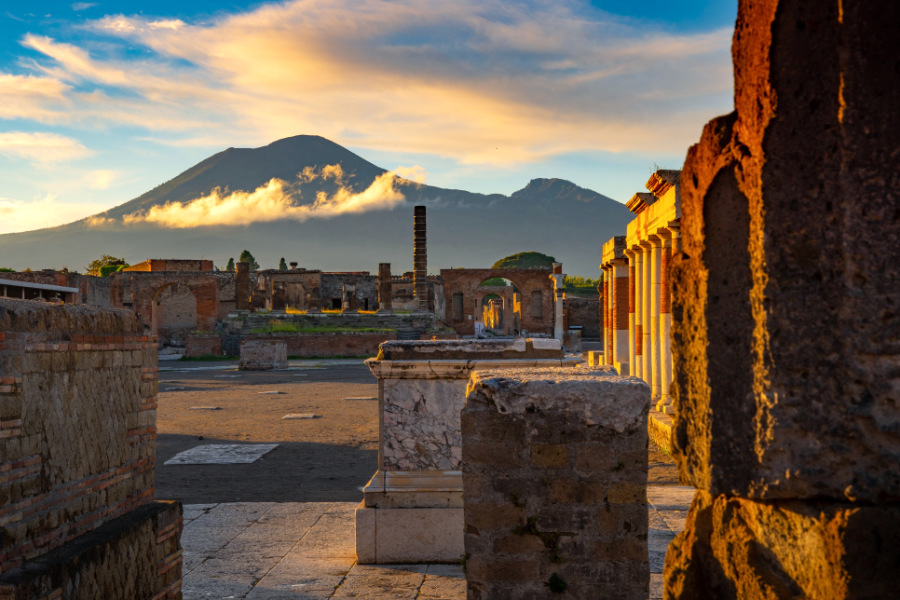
left=492, top=251, right=556, bottom=270
left=226, top=257, right=235, bottom=271
left=86, top=255, right=129, bottom=277
left=238, top=250, right=259, bottom=271
left=278, top=257, right=288, bottom=270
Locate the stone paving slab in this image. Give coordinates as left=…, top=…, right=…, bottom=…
left=182, top=485, right=693, bottom=599
left=166, top=443, right=279, bottom=465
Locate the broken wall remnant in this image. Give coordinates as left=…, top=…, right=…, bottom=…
left=664, top=0, right=900, bottom=597
left=377, top=263, right=392, bottom=312
left=462, top=366, right=650, bottom=600
left=356, top=339, right=577, bottom=564
left=0, top=298, right=182, bottom=599
left=239, top=339, right=287, bottom=370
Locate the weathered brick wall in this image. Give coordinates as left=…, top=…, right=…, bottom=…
left=185, top=334, right=222, bottom=357
left=565, top=297, right=600, bottom=338
left=462, top=366, right=650, bottom=599
left=245, top=332, right=398, bottom=357
left=0, top=299, right=165, bottom=572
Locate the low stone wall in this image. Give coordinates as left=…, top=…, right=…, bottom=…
left=0, top=298, right=181, bottom=599
left=462, top=366, right=650, bottom=599
left=185, top=333, right=222, bottom=357
left=565, top=296, right=600, bottom=338
left=239, top=339, right=287, bottom=370
left=245, top=331, right=397, bottom=357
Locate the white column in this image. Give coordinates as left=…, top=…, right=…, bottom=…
left=612, top=260, right=629, bottom=375
left=624, top=250, right=636, bottom=377
left=657, top=231, right=673, bottom=411
left=640, top=242, right=652, bottom=386
left=649, top=236, right=662, bottom=401
left=632, top=249, right=643, bottom=380
left=550, top=263, right=565, bottom=341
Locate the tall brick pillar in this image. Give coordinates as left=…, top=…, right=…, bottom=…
left=413, top=205, right=428, bottom=312
left=234, top=261, right=250, bottom=310
left=664, top=1, right=900, bottom=598
left=377, top=263, right=392, bottom=313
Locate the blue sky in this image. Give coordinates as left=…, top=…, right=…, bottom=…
left=0, top=0, right=736, bottom=234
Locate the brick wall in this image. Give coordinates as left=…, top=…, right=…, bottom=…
left=245, top=331, right=398, bottom=357
left=564, top=297, right=600, bottom=338
left=185, top=334, right=222, bottom=357
left=0, top=298, right=181, bottom=599
left=462, top=367, right=650, bottom=599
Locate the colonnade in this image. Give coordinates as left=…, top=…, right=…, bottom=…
left=600, top=170, right=681, bottom=414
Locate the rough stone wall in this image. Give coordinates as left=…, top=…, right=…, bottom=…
left=440, top=268, right=554, bottom=336
left=0, top=298, right=181, bottom=599
left=245, top=332, right=397, bottom=357
left=239, top=340, right=287, bottom=370
left=321, top=274, right=377, bottom=311
left=462, top=366, right=650, bottom=600
left=185, top=333, right=222, bottom=357
left=0, top=501, right=182, bottom=600
left=565, top=297, right=600, bottom=338
left=665, top=0, right=900, bottom=597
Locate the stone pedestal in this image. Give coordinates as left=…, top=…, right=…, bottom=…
left=462, top=366, right=650, bottom=600
left=239, top=340, right=287, bottom=370
left=355, top=338, right=577, bottom=563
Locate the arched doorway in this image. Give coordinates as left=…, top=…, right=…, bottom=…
left=476, top=277, right=520, bottom=336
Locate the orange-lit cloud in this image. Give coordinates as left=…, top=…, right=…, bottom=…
left=122, top=165, right=410, bottom=228
left=0, top=194, right=108, bottom=234
left=7, top=1, right=731, bottom=165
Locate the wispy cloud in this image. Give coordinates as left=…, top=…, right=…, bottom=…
left=0, top=194, right=108, bottom=234
left=5, top=0, right=731, bottom=165
left=72, top=3, right=97, bottom=11
left=86, top=169, right=116, bottom=189
left=122, top=164, right=411, bottom=228
left=0, top=131, right=91, bottom=164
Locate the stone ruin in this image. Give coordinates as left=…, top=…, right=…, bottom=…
left=0, top=298, right=181, bottom=599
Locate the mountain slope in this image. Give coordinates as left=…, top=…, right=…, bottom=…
left=0, top=136, right=633, bottom=276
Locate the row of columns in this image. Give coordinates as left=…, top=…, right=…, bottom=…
left=601, top=226, right=679, bottom=413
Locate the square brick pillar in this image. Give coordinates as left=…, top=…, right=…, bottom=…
left=463, top=366, right=650, bottom=599
left=665, top=0, right=900, bottom=597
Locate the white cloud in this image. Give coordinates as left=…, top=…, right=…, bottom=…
left=6, top=0, right=731, bottom=166
left=122, top=165, right=406, bottom=228
left=0, top=132, right=91, bottom=164
left=0, top=73, right=71, bottom=122
left=0, top=194, right=108, bottom=234
left=72, top=3, right=97, bottom=11
left=86, top=169, right=116, bottom=189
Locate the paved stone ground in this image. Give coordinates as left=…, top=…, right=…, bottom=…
left=181, top=485, right=694, bottom=599
left=161, top=359, right=693, bottom=599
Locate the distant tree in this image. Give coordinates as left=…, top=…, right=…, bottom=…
left=491, top=251, right=556, bottom=270
left=86, top=255, right=129, bottom=277
left=564, top=275, right=600, bottom=288
left=0, top=267, right=15, bottom=273
left=239, top=250, right=260, bottom=271
left=226, top=257, right=235, bottom=271
left=278, top=257, right=288, bottom=270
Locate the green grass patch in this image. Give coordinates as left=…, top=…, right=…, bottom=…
left=250, top=320, right=396, bottom=334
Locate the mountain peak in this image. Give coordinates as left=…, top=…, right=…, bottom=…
left=510, top=177, right=617, bottom=205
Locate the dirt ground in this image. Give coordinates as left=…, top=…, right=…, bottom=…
left=154, top=359, right=680, bottom=505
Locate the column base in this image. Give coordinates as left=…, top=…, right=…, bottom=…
left=664, top=490, right=900, bottom=599
left=355, top=470, right=464, bottom=564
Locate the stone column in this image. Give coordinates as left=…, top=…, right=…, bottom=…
left=413, top=206, right=428, bottom=312
left=664, top=1, right=900, bottom=597
left=234, top=261, right=250, bottom=311
left=550, top=262, right=565, bottom=342
left=463, top=366, right=650, bottom=600
left=640, top=242, right=652, bottom=389
left=602, top=269, right=611, bottom=365
left=625, top=249, right=636, bottom=376
left=612, top=259, right=630, bottom=375
left=633, top=248, right=643, bottom=380
left=648, top=235, right=662, bottom=401
left=377, top=263, right=392, bottom=313
left=656, top=230, right=674, bottom=413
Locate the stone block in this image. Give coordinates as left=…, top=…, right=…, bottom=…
left=462, top=367, right=649, bottom=600
left=354, top=503, right=463, bottom=564
left=239, top=340, right=287, bottom=370
left=664, top=490, right=900, bottom=600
